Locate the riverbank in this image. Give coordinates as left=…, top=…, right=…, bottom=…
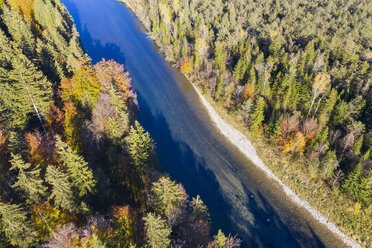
left=189, top=78, right=361, bottom=248
left=118, top=1, right=370, bottom=247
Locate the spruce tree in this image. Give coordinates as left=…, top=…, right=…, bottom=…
left=10, top=153, right=47, bottom=205
left=214, top=42, right=226, bottom=73
left=150, top=177, right=185, bottom=216
left=45, top=165, right=76, bottom=211
left=0, top=29, right=52, bottom=129
left=0, top=202, right=37, bottom=248
left=55, top=136, right=96, bottom=197
left=342, top=164, right=362, bottom=199
left=190, top=195, right=209, bottom=221
left=125, top=121, right=155, bottom=178
left=321, top=150, right=338, bottom=179
left=249, top=97, right=265, bottom=134
left=214, top=229, right=227, bottom=248
left=357, top=171, right=371, bottom=204
left=36, top=38, right=61, bottom=82
left=2, top=5, right=36, bottom=59
left=143, top=213, right=171, bottom=248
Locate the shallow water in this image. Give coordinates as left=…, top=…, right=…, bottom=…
left=61, top=0, right=348, bottom=247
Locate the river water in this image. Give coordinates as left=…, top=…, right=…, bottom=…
left=61, top=0, right=347, bottom=247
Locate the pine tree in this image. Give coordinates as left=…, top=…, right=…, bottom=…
left=55, top=136, right=96, bottom=197
left=249, top=97, right=265, bottom=134
left=190, top=195, right=210, bottom=221
left=214, top=42, right=226, bottom=73
left=342, top=164, right=362, bottom=199
left=0, top=202, right=37, bottom=248
left=35, top=38, right=61, bottom=82
left=45, top=165, right=76, bottom=211
left=10, top=153, right=47, bottom=205
left=34, top=0, right=73, bottom=74
left=150, top=177, right=185, bottom=217
left=143, top=213, right=171, bottom=248
left=214, top=229, right=227, bottom=248
left=2, top=5, right=36, bottom=59
left=0, top=29, right=52, bottom=129
left=357, top=170, right=371, bottom=204
left=233, top=57, right=245, bottom=82
left=125, top=121, right=155, bottom=178
left=321, top=150, right=338, bottom=179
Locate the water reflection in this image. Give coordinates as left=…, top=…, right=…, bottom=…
left=62, top=0, right=344, bottom=247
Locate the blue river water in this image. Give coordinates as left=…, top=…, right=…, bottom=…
left=61, top=0, right=346, bottom=247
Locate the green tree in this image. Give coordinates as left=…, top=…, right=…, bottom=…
left=214, top=42, right=226, bottom=73
left=10, top=153, right=47, bottom=205
left=55, top=136, right=96, bottom=197
left=0, top=29, right=52, bottom=130
left=249, top=97, right=265, bottom=134
left=125, top=121, right=155, bottom=178
left=2, top=5, right=36, bottom=59
left=342, top=164, right=362, bottom=199
left=308, top=73, right=330, bottom=115
left=45, top=165, right=76, bottom=211
left=321, top=150, right=338, bottom=179
left=150, top=177, right=185, bottom=216
left=143, top=213, right=171, bottom=248
left=214, top=229, right=227, bottom=247
left=0, top=202, right=37, bottom=248
left=190, top=195, right=210, bottom=221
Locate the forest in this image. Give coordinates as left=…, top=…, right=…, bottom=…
left=121, top=0, right=372, bottom=245
left=0, top=0, right=241, bottom=247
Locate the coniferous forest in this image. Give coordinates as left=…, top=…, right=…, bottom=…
left=121, top=0, right=372, bottom=246
left=0, top=0, right=241, bottom=247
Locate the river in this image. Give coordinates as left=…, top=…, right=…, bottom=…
left=61, top=0, right=349, bottom=247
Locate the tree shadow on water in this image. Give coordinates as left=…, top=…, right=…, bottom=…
left=136, top=91, right=235, bottom=234
left=61, top=3, right=328, bottom=246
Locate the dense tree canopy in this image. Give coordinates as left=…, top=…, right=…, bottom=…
left=0, top=0, right=237, bottom=247
left=122, top=0, right=371, bottom=245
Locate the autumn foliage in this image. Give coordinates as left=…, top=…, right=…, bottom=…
left=30, top=203, right=76, bottom=242
left=25, top=131, right=56, bottom=166
left=277, top=116, right=318, bottom=155
left=106, top=205, right=137, bottom=247
left=7, top=0, right=35, bottom=22
left=241, top=82, right=255, bottom=102
left=180, top=56, right=191, bottom=74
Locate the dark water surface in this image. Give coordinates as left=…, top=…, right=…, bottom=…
left=61, top=0, right=347, bottom=247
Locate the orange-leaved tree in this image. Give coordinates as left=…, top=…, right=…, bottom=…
left=30, top=203, right=76, bottom=242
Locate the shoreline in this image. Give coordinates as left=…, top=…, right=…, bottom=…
left=117, top=1, right=363, bottom=247
left=189, top=80, right=361, bottom=248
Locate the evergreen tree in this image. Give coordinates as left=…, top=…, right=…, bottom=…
left=214, top=42, right=226, bottom=73
left=357, top=170, right=371, bottom=204
left=35, top=38, right=61, bottom=82
left=0, top=202, right=37, bottom=248
left=342, top=164, right=362, bottom=199
left=55, top=136, right=96, bottom=197
left=2, top=5, right=36, bottom=59
left=125, top=121, right=155, bottom=178
left=321, top=150, right=338, bottom=179
left=214, top=229, right=227, bottom=248
left=10, top=153, right=47, bottom=205
left=0, top=29, right=52, bottom=129
left=190, top=195, right=209, bottom=221
left=45, top=165, right=76, bottom=211
left=249, top=97, right=265, bottom=134
left=143, top=213, right=171, bottom=248
left=150, top=177, right=185, bottom=217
